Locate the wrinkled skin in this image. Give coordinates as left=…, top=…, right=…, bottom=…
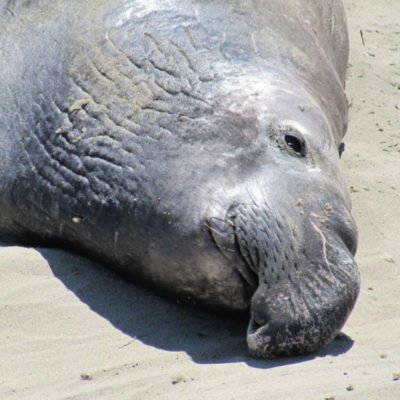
left=0, top=0, right=360, bottom=357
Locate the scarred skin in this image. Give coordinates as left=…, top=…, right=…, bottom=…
left=0, top=0, right=360, bottom=357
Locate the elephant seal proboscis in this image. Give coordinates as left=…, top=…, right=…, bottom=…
left=0, top=0, right=359, bottom=358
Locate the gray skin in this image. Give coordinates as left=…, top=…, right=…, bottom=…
left=0, top=0, right=360, bottom=358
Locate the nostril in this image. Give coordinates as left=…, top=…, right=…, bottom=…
left=334, top=213, right=358, bottom=255
left=340, top=227, right=357, bottom=255
left=247, top=316, right=262, bottom=334
left=320, top=202, right=358, bottom=256
left=247, top=317, right=272, bottom=357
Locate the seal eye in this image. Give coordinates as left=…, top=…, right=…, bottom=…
left=284, top=134, right=305, bottom=157
left=338, top=142, right=345, bottom=158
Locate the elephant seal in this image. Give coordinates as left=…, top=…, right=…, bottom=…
left=0, top=0, right=359, bottom=358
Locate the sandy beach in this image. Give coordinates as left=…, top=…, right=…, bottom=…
left=1, top=1, right=400, bottom=399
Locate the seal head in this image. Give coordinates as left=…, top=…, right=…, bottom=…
left=206, top=77, right=359, bottom=358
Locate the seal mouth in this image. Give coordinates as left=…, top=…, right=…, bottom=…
left=206, top=210, right=258, bottom=290
left=247, top=317, right=272, bottom=354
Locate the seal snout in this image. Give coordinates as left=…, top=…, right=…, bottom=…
left=243, top=203, right=360, bottom=358
left=208, top=199, right=360, bottom=358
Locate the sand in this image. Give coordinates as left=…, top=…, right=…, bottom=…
left=1, top=1, right=400, bottom=399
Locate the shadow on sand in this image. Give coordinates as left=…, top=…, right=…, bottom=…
left=36, top=246, right=354, bottom=369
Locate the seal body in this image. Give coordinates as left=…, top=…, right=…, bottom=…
left=0, top=0, right=359, bottom=357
